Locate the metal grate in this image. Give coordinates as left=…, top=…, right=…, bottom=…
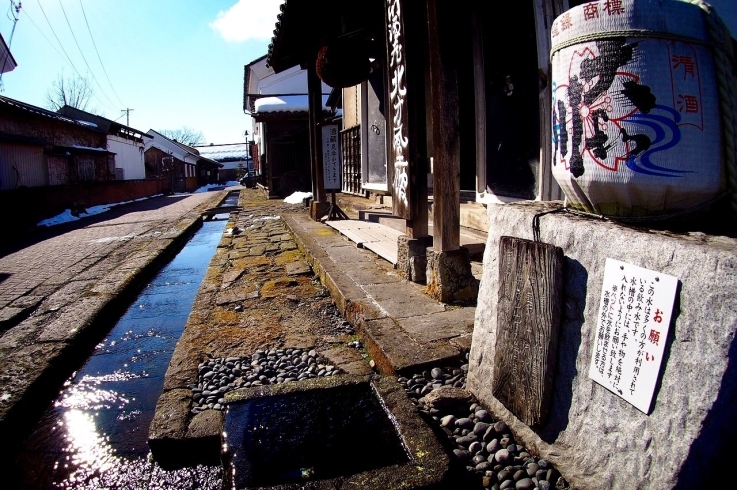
left=340, top=125, right=364, bottom=196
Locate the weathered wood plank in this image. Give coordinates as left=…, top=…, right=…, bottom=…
left=363, top=242, right=398, bottom=265
left=308, top=57, right=325, bottom=203
left=492, top=236, right=563, bottom=427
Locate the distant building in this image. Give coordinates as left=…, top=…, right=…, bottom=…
left=244, top=55, right=334, bottom=197
left=144, top=130, right=221, bottom=192
left=58, top=105, right=150, bottom=181
left=195, top=143, right=251, bottom=182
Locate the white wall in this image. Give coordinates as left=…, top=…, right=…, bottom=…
left=108, top=135, right=145, bottom=180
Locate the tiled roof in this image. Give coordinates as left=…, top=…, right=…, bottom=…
left=0, top=95, right=104, bottom=131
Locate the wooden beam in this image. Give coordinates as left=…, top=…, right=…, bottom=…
left=307, top=56, right=326, bottom=203
left=427, top=0, right=460, bottom=251
left=403, top=0, right=429, bottom=239
left=471, top=5, right=486, bottom=195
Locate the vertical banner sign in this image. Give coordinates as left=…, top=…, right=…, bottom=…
left=322, top=124, right=341, bottom=190
left=386, top=0, right=412, bottom=219
left=589, top=258, right=678, bottom=413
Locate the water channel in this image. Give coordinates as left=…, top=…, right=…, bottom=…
left=13, top=214, right=229, bottom=490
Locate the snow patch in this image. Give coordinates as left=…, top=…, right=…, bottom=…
left=37, top=194, right=164, bottom=227
left=283, top=191, right=312, bottom=204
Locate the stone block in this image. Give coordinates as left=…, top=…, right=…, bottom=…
left=36, top=295, right=111, bottom=342
left=426, top=248, right=479, bottom=303
left=0, top=307, right=26, bottom=331
left=397, top=235, right=433, bottom=283
left=362, top=283, right=445, bottom=319
left=150, top=388, right=223, bottom=469
left=468, top=201, right=737, bottom=489
left=320, top=345, right=373, bottom=375
left=187, top=409, right=224, bottom=440
left=285, top=261, right=311, bottom=276
left=148, top=388, right=193, bottom=467
left=362, top=317, right=461, bottom=374
left=310, top=201, right=330, bottom=221
left=398, top=308, right=474, bottom=343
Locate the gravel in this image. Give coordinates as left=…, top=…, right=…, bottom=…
left=397, top=354, right=569, bottom=490
left=190, top=348, right=341, bottom=413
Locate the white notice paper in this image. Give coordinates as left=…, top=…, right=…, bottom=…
left=322, top=124, right=341, bottom=190
left=589, top=259, right=678, bottom=413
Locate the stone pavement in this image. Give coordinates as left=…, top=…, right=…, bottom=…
left=149, top=189, right=473, bottom=469
left=0, top=190, right=226, bottom=444
left=283, top=211, right=475, bottom=374
left=149, top=192, right=376, bottom=466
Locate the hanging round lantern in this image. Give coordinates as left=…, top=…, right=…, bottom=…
left=316, top=37, right=373, bottom=88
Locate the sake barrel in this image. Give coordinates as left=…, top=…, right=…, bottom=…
left=550, top=0, right=726, bottom=217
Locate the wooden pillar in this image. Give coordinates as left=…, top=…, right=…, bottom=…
left=403, top=0, right=429, bottom=239
left=308, top=54, right=326, bottom=204
left=427, top=0, right=460, bottom=252
left=265, top=124, right=278, bottom=198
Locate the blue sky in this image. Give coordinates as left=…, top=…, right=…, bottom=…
left=2, top=0, right=736, bottom=146
left=0, top=0, right=282, bottom=145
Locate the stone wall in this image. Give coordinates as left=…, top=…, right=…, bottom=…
left=468, top=201, right=737, bottom=489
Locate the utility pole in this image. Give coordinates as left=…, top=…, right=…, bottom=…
left=121, top=108, right=134, bottom=126
left=0, top=1, right=22, bottom=91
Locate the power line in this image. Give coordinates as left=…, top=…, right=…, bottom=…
left=79, top=0, right=124, bottom=107
left=33, top=0, right=116, bottom=113
left=22, top=6, right=109, bottom=112
left=20, top=7, right=69, bottom=64
left=57, top=0, right=117, bottom=110
left=35, top=0, right=81, bottom=78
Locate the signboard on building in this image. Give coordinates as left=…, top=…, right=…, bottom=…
left=385, top=0, right=412, bottom=219
left=322, top=124, right=341, bottom=190
left=589, top=258, right=678, bottom=413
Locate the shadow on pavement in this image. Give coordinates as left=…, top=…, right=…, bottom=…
left=0, top=194, right=191, bottom=258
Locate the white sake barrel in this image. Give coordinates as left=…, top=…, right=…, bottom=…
left=550, top=0, right=725, bottom=216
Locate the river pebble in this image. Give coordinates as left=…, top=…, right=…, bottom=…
left=190, top=348, right=341, bottom=413
left=397, top=359, right=569, bottom=489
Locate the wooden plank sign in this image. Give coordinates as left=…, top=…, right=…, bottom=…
left=493, top=236, right=563, bottom=427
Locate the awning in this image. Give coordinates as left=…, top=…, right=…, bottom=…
left=254, top=95, right=330, bottom=114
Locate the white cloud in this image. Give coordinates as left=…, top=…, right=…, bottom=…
left=210, top=0, right=283, bottom=42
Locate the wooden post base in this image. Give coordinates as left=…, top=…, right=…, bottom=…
left=397, top=235, right=433, bottom=283
left=425, top=248, right=478, bottom=303
left=310, top=201, right=330, bottom=221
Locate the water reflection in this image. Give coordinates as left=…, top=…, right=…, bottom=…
left=15, top=218, right=228, bottom=489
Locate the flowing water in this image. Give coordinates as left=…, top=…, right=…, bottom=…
left=224, top=383, right=409, bottom=488
left=13, top=215, right=229, bottom=490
